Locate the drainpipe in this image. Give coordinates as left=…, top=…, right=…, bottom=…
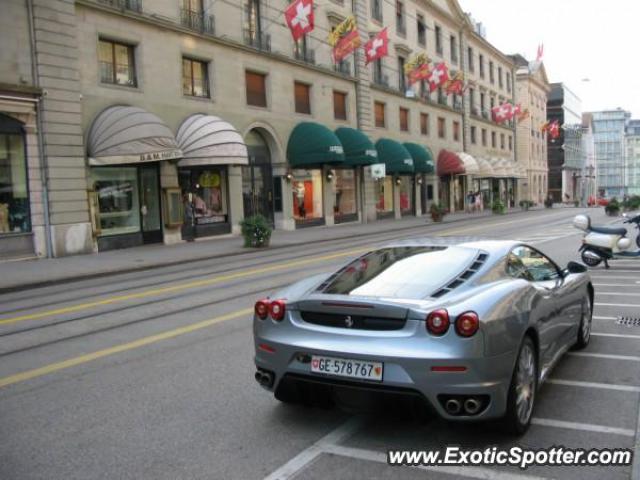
left=27, top=0, right=53, bottom=258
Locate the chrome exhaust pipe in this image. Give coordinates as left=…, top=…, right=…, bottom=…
left=464, top=398, right=481, bottom=415
left=260, top=371, right=274, bottom=387
left=444, top=398, right=462, bottom=415
left=255, top=371, right=264, bottom=384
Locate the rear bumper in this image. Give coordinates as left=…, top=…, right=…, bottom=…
left=254, top=320, right=516, bottom=420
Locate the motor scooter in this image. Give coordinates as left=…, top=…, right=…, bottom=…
left=573, top=213, right=640, bottom=268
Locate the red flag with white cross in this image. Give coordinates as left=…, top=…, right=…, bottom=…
left=427, top=62, right=449, bottom=92
left=364, top=28, right=388, bottom=65
left=285, top=0, right=314, bottom=41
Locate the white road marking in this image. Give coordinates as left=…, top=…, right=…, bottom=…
left=592, top=332, right=640, bottom=339
left=531, top=418, right=636, bottom=437
left=593, top=283, right=640, bottom=287
left=546, top=378, right=640, bottom=393
left=595, top=302, right=640, bottom=308
left=590, top=276, right=640, bottom=280
left=593, top=315, right=616, bottom=320
left=596, top=292, right=640, bottom=296
left=568, top=352, right=640, bottom=362
left=263, top=416, right=364, bottom=480
left=321, top=444, right=553, bottom=480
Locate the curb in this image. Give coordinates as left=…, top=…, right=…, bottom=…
left=0, top=206, right=578, bottom=294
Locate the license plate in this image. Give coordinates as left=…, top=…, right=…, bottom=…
left=310, top=355, right=383, bottom=381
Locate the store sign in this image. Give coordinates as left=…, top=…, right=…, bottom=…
left=370, top=163, right=386, bottom=179
left=329, top=145, right=344, bottom=154
left=403, top=158, right=414, bottom=167
left=139, top=150, right=182, bottom=162
left=365, top=149, right=378, bottom=158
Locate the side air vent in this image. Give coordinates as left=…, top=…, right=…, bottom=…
left=431, top=251, right=489, bottom=298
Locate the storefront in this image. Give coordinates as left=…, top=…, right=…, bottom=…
left=436, top=150, right=465, bottom=213
left=489, top=158, right=509, bottom=206
left=286, top=122, right=345, bottom=228
left=334, top=127, right=378, bottom=224
left=0, top=113, right=31, bottom=255
left=457, top=152, right=480, bottom=212
left=404, top=142, right=435, bottom=216
left=87, top=106, right=183, bottom=251
left=375, top=139, right=414, bottom=219
left=176, top=114, right=248, bottom=239
left=475, top=157, right=495, bottom=210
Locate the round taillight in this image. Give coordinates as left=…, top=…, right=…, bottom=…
left=269, top=299, right=286, bottom=321
left=255, top=299, right=270, bottom=320
left=456, top=312, right=479, bottom=337
left=426, top=309, right=450, bottom=335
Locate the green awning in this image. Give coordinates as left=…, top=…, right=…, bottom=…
left=287, top=122, right=345, bottom=167
left=375, top=138, right=414, bottom=174
left=403, top=142, right=435, bottom=174
left=334, top=127, right=378, bottom=166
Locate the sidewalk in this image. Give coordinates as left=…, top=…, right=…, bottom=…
left=0, top=205, right=561, bottom=293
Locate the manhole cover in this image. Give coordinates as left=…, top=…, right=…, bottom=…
left=616, top=317, right=640, bottom=327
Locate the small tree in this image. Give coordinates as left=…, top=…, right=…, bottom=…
left=240, top=214, right=272, bottom=247
left=492, top=199, right=506, bottom=214
left=429, top=203, right=447, bottom=222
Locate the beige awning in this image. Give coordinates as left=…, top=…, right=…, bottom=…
left=490, top=157, right=509, bottom=177
left=87, top=105, right=182, bottom=165
left=456, top=152, right=480, bottom=175
left=176, top=114, right=248, bottom=167
left=475, top=157, right=495, bottom=177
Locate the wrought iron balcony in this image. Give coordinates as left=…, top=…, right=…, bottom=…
left=294, top=48, right=315, bottom=65
left=180, top=9, right=214, bottom=35
left=98, top=0, right=142, bottom=12
left=334, top=61, right=352, bottom=76
left=438, top=94, right=448, bottom=106
left=373, top=73, right=389, bottom=88
left=244, top=29, right=271, bottom=52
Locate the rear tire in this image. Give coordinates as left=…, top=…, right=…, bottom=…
left=581, top=250, right=602, bottom=267
left=502, top=336, right=537, bottom=435
left=573, top=295, right=592, bottom=350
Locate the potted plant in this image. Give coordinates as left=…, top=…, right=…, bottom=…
left=519, top=199, right=533, bottom=211
left=492, top=199, right=506, bottom=214
left=605, top=197, right=620, bottom=217
left=573, top=199, right=580, bottom=207
left=240, top=214, right=272, bottom=247
left=429, top=203, right=447, bottom=222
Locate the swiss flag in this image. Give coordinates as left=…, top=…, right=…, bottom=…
left=364, top=28, right=388, bottom=65
left=285, top=0, right=314, bottom=41
left=427, top=62, right=449, bottom=92
left=492, top=103, right=510, bottom=123
left=548, top=120, right=560, bottom=139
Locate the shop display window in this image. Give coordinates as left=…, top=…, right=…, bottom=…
left=0, top=131, right=29, bottom=234
left=333, top=169, right=357, bottom=217
left=376, top=176, right=394, bottom=213
left=90, top=167, right=141, bottom=236
left=292, top=169, right=323, bottom=220
left=399, top=175, right=414, bottom=213
left=179, top=167, right=228, bottom=225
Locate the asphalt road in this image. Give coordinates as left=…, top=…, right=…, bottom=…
left=0, top=208, right=638, bottom=480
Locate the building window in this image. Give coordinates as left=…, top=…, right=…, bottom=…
left=399, top=107, right=409, bottom=132
left=470, top=126, right=477, bottom=144
left=481, top=128, right=487, bottom=146
left=334, top=169, right=357, bottom=219
left=417, top=14, right=426, bottom=46
left=371, top=0, right=383, bottom=22
left=0, top=115, right=30, bottom=234
left=98, top=39, right=136, bottom=86
left=508, top=135, right=513, bottom=151
left=182, top=57, right=209, bottom=97
left=506, top=72, right=512, bottom=93
left=396, top=1, right=406, bottom=35
left=245, top=0, right=262, bottom=44
left=294, top=81, right=311, bottom=114
left=490, top=96, right=495, bottom=111
left=450, top=35, right=457, bottom=63
left=453, top=121, right=460, bottom=142
left=437, top=117, right=446, bottom=139
left=435, top=25, right=442, bottom=54
left=498, top=66, right=503, bottom=88
left=491, top=131, right=496, bottom=148
left=469, top=88, right=476, bottom=113
left=489, top=61, right=494, bottom=83
left=468, top=47, right=474, bottom=72
left=420, top=112, right=429, bottom=135
left=292, top=169, right=323, bottom=222
left=398, top=56, right=407, bottom=91
left=479, top=54, right=484, bottom=78
left=500, top=133, right=505, bottom=149
left=90, top=167, right=141, bottom=237
left=179, top=166, right=229, bottom=227
left=246, top=71, right=267, bottom=107
left=375, top=101, right=386, bottom=128
left=333, top=91, right=347, bottom=120
left=480, top=92, right=485, bottom=113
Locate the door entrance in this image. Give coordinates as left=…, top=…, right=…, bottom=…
left=243, top=130, right=274, bottom=223
left=139, top=164, right=162, bottom=244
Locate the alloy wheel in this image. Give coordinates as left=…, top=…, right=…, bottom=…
left=515, top=343, right=536, bottom=425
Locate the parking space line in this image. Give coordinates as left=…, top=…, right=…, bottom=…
left=596, top=292, right=640, bottom=296
left=595, top=303, right=640, bottom=308
left=593, top=283, right=640, bottom=287
left=321, top=444, right=553, bottom=480
left=263, top=416, right=365, bottom=480
left=547, top=379, right=640, bottom=393
left=531, top=418, right=636, bottom=437
left=590, top=276, right=640, bottom=280
left=593, top=315, right=616, bottom=320
left=567, top=352, right=640, bottom=362
left=592, top=332, right=640, bottom=339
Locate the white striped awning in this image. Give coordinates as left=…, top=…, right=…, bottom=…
left=176, top=114, right=248, bottom=167
left=456, top=152, right=480, bottom=175
left=475, top=157, right=495, bottom=177
left=87, top=105, right=182, bottom=165
left=490, top=157, right=509, bottom=177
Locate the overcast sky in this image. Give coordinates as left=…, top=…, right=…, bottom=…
left=458, top=0, right=638, bottom=118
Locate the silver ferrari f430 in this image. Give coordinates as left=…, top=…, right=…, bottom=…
left=253, top=239, right=593, bottom=434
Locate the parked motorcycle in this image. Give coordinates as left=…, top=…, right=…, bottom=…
left=573, top=213, right=640, bottom=268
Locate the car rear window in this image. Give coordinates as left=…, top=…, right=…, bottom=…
left=320, top=246, right=479, bottom=299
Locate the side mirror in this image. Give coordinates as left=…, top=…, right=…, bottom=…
left=564, top=261, right=587, bottom=275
